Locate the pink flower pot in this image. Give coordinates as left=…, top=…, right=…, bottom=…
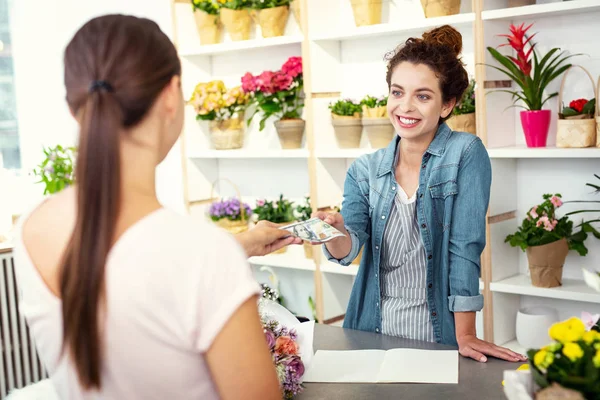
left=520, top=110, right=551, bottom=148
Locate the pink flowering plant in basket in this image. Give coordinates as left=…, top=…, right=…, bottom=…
left=241, top=56, right=304, bottom=130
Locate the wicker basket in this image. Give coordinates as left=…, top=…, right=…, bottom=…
left=258, top=5, right=290, bottom=38
left=350, top=0, right=382, bottom=27
left=556, top=66, right=597, bottom=148
left=209, top=178, right=249, bottom=235
left=209, top=113, right=245, bottom=150
left=193, top=10, right=221, bottom=45
left=220, top=8, right=252, bottom=41
left=332, top=113, right=363, bottom=148
left=420, top=0, right=461, bottom=18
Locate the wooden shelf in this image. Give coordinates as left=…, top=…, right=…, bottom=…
left=188, top=149, right=309, bottom=159
left=490, top=274, right=600, bottom=304
left=179, top=35, right=303, bottom=57
left=248, top=245, right=316, bottom=272
left=487, top=146, right=600, bottom=159
left=483, top=0, right=600, bottom=20
left=311, top=13, right=475, bottom=41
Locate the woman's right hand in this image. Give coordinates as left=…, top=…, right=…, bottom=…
left=312, top=211, right=353, bottom=260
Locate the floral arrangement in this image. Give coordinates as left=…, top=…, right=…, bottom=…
left=453, top=78, right=476, bottom=116
left=360, top=95, right=387, bottom=118
left=191, top=0, right=220, bottom=14
left=486, top=23, right=575, bottom=110
left=294, top=195, right=312, bottom=222
left=219, top=0, right=251, bottom=9
left=208, top=198, right=252, bottom=222
left=561, top=98, right=596, bottom=119
left=248, top=0, right=290, bottom=8
left=254, top=194, right=295, bottom=223
left=528, top=314, right=600, bottom=398
left=189, top=80, right=249, bottom=121
left=262, top=319, right=305, bottom=399
left=242, top=56, right=304, bottom=130
left=504, top=194, right=590, bottom=256
left=32, top=145, right=76, bottom=195
left=329, top=98, right=362, bottom=117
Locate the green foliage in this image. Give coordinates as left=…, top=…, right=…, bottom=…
left=561, top=98, right=596, bottom=118
left=191, top=0, right=220, bottom=14
left=220, top=0, right=252, bottom=10
left=248, top=0, right=290, bottom=9
left=453, top=79, right=476, bottom=115
left=294, top=195, right=312, bottom=221
left=360, top=95, right=387, bottom=109
left=329, top=99, right=362, bottom=116
left=254, top=194, right=295, bottom=223
left=32, top=145, right=76, bottom=195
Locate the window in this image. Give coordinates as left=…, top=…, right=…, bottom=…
left=0, top=0, right=20, bottom=170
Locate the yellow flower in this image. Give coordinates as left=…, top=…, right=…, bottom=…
left=562, top=342, right=584, bottom=362
left=207, top=80, right=225, bottom=94
left=549, top=317, right=586, bottom=343
left=516, top=364, right=530, bottom=371
left=534, top=349, right=554, bottom=370
left=583, top=330, right=600, bottom=345
left=594, top=349, right=600, bottom=368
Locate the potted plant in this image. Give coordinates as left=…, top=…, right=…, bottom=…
left=189, top=80, right=250, bottom=150
left=191, top=0, right=222, bottom=45
left=329, top=98, right=363, bottom=148
left=248, top=0, right=290, bottom=38
left=420, top=0, right=461, bottom=18
left=349, top=0, right=382, bottom=27
left=487, top=23, right=576, bottom=148
left=360, top=95, right=394, bottom=148
left=219, top=0, right=253, bottom=41
left=242, top=57, right=305, bottom=149
left=208, top=197, right=253, bottom=234
left=504, top=194, right=590, bottom=288
left=446, top=78, right=476, bottom=134
left=254, top=194, right=296, bottom=253
left=295, top=195, right=314, bottom=259
left=32, top=145, right=76, bottom=195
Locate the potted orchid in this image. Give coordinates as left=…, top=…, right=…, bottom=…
left=242, top=57, right=305, bottom=149
left=219, top=0, right=253, bottom=41
left=248, top=0, right=290, bottom=38
left=360, top=95, right=394, bottom=148
left=446, top=78, right=476, bottom=135
left=486, top=23, right=576, bottom=147
left=191, top=0, right=222, bottom=45
left=329, top=98, right=363, bottom=148
left=208, top=198, right=253, bottom=234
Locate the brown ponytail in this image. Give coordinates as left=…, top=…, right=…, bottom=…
left=61, top=15, right=181, bottom=389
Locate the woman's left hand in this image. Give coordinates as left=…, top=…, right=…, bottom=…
left=457, top=334, right=527, bottom=363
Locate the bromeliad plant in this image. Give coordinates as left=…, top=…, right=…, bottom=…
left=189, top=80, right=249, bottom=122
left=254, top=194, right=295, bottom=223
left=329, top=98, right=362, bottom=117
left=486, top=23, right=576, bottom=111
left=32, top=145, right=76, bottom=195
left=191, top=0, right=220, bottom=14
left=453, top=78, right=476, bottom=115
left=561, top=98, right=596, bottom=119
left=242, top=56, right=304, bottom=130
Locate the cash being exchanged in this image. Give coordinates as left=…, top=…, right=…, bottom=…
left=280, top=218, right=346, bottom=244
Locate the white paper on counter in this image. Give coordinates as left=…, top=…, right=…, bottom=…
left=303, top=348, right=458, bottom=384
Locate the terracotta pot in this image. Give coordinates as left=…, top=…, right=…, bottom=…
left=332, top=115, right=363, bottom=148
left=362, top=117, right=395, bottom=148
left=193, top=10, right=221, bottom=45
left=275, top=118, right=305, bottom=149
left=526, top=238, right=569, bottom=288
left=446, top=113, right=476, bottom=134
left=258, top=6, right=290, bottom=38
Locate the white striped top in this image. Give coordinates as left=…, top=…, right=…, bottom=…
left=380, top=183, right=435, bottom=342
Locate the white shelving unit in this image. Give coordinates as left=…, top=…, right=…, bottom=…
left=490, top=274, right=600, bottom=304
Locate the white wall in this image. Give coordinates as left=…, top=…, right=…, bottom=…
left=9, top=0, right=185, bottom=213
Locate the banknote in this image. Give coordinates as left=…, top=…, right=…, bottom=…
left=280, top=218, right=346, bottom=243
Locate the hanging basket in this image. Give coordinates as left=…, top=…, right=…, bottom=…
left=193, top=10, right=221, bottom=45
left=350, top=0, right=382, bottom=27
left=275, top=118, right=305, bottom=149
left=209, top=113, right=245, bottom=150
left=526, top=238, right=569, bottom=288
left=362, top=117, right=395, bottom=148
left=220, top=8, right=252, bottom=41
left=258, top=6, right=290, bottom=38
left=446, top=113, right=476, bottom=134
left=209, top=178, right=250, bottom=235
left=556, top=65, right=597, bottom=148
left=332, top=113, right=363, bottom=148
left=420, top=0, right=461, bottom=18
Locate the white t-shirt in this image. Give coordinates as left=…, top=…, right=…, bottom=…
left=13, top=208, right=260, bottom=399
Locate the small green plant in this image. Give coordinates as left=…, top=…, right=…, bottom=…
left=219, top=0, right=251, bottom=9
left=32, top=145, right=76, bottom=195
left=294, top=195, right=312, bottom=221
left=254, top=194, right=295, bottom=223
left=191, top=0, right=220, bottom=14
left=248, top=0, right=290, bottom=8
left=329, top=98, right=362, bottom=116
left=360, top=95, right=387, bottom=109
left=453, top=78, right=476, bottom=115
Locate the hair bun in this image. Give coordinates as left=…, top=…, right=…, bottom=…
left=422, top=25, right=463, bottom=57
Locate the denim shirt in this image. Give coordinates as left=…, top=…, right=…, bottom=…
left=324, top=123, right=491, bottom=346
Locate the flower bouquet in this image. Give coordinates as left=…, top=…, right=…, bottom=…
left=329, top=98, right=363, bottom=148
left=258, top=298, right=314, bottom=399
left=191, top=0, right=222, bottom=45
left=486, top=23, right=576, bottom=147
left=189, top=80, right=249, bottom=150
left=219, top=0, right=253, bottom=41
left=360, top=95, right=394, bottom=148
left=248, top=0, right=290, bottom=38
left=242, top=57, right=305, bottom=149
left=504, top=194, right=590, bottom=288
left=446, top=78, right=476, bottom=135
left=32, top=145, right=76, bottom=195
left=208, top=197, right=252, bottom=234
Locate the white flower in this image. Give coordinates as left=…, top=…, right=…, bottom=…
left=582, top=268, right=600, bottom=293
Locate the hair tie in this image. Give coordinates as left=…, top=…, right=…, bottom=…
left=89, top=80, right=114, bottom=93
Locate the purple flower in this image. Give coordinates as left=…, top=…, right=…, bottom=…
left=265, top=329, right=276, bottom=350
left=284, top=355, right=305, bottom=377
left=209, top=198, right=252, bottom=221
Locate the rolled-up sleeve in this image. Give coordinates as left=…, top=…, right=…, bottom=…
left=323, top=163, right=371, bottom=266
left=447, top=138, right=490, bottom=312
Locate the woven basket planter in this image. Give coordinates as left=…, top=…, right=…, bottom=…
left=420, top=0, right=461, bottom=18
left=446, top=113, right=476, bottom=134
left=194, top=10, right=221, bottom=45
left=210, top=179, right=250, bottom=235
left=332, top=113, right=363, bottom=148
left=209, top=113, right=245, bottom=150
left=258, top=6, right=290, bottom=37
left=275, top=118, right=305, bottom=149
left=350, top=0, right=382, bottom=26
left=220, top=8, right=252, bottom=41
left=556, top=66, right=597, bottom=148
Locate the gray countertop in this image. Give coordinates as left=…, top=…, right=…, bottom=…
left=298, top=323, right=521, bottom=400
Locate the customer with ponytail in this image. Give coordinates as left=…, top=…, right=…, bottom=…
left=13, top=15, right=283, bottom=399
left=315, top=25, right=528, bottom=363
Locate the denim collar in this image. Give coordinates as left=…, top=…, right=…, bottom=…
left=376, top=123, right=452, bottom=178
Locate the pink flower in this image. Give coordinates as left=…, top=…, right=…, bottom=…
left=273, top=71, right=293, bottom=92
left=281, top=56, right=303, bottom=79
left=550, top=196, right=563, bottom=208
left=241, top=72, right=257, bottom=93
left=529, top=206, right=538, bottom=219
left=543, top=219, right=557, bottom=232
left=257, top=199, right=265, bottom=207
left=581, top=311, right=600, bottom=331
left=537, top=215, right=549, bottom=228
left=256, top=71, right=276, bottom=94
left=275, top=336, right=299, bottom=356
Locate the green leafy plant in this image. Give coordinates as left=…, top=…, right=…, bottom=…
left=562, top=174, right=600, bottom=251
left=32, top=145, right=76, bottom=195
left=248, top=0, right=290, bottom=9
left=294, top=195, right=312, bottom=221
left=561, top=98, right=596, bottom=119
left=219, top=0, right=251, bottom=10
left=191, top=0, right=220, bottom=14
left=360, top=95, right=387, bottom=109
left=453, top=78, right=476, bottom=115
left=505, top=193, right=591, bottom=256
left=329, top=98, right=362, bottom=117
left=486, top=23, right=577, bottom=111
left=254, top=194, right=295, bottom=223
